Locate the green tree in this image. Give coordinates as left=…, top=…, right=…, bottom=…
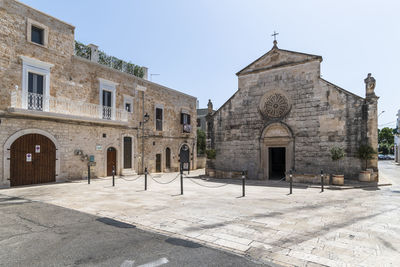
left=357, top=144, right=377, bottom=170
left=378, top=127, right=394, bottom=144
left=330, top=146, right=345, bottom=174
left=197, top=129, right=206, bottom=155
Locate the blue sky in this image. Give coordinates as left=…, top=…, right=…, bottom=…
left=20, top=0, right=400, bottom=128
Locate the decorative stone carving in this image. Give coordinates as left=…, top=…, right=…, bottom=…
left=364, top=73, right=376, bottom=97
left=259, top=91, right=290, bottom=118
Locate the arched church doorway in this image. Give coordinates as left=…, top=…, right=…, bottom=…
left=260, top=123, right=293, bottom=180
left=10, top=133, right=56, bottom=186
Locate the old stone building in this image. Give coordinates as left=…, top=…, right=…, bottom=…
left=208, top=40, right=378, bottom=181
left=0, top=0, right=196, bottom=188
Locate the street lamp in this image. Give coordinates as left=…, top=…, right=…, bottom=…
left=378, top=111, right=385, bottom=118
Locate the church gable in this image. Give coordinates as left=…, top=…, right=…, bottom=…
left=236, top=46, right=322, bottom=76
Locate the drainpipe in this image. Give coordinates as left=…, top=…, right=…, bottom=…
left=141, top=90, right=145, bottom=174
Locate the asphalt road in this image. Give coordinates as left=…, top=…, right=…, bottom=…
left=379, top=160, right=400, bottom=186
left=0, top=194, right=270, bottom=267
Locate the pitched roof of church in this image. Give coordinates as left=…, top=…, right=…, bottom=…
left=236, top=44, right=322, bottom=76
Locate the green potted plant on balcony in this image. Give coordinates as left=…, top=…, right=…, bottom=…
left=357, top=144, right=377, bottom=182
left=330, top=146, right=345, bottom=185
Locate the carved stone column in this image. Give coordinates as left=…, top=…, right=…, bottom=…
left=364, top=73, right=379, bottom=175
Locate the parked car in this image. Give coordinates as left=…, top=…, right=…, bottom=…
left=378, top=154, right=386, bottom=160
left=387, top=154, right=395, bottom=160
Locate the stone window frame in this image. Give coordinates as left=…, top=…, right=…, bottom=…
left=155, top=104, right=164, bottom=132
left=26, top=18, right=49, bottom=48
left=98, top=78, right=118, bottom=120
left=123, top=94, right=134, bottom=113
left=20, top=55, right=54, bottom=112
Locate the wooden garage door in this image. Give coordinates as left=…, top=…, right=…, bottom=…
left=10, top=134, right=56, bottom=186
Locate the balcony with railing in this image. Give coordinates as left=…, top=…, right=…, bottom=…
left=74, top=41, right=148, bottom=80
left=9, top=91, right=128, bottom=123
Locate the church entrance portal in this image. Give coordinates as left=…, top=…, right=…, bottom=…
left=260, top=123, right=293, bottom=180
left=269, top=147, right=286, bottom=179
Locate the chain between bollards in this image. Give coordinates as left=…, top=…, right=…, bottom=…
left=289, top=170, right=293, bottom=194
left=87, top=164, right=90, bottom=184
left=112, top=165, right=115, bottom=187
left=180, top=164, right=183, bottom=195
left=320, top=170, right=324, bottom=192
left=145, top=167, right=148, bottom=191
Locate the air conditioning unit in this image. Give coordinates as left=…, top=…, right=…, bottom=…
left=183, top=124, right=191, bottom=133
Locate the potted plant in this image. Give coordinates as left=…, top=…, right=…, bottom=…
left=330, top=146, right=345, bottom=185
left=205, top=149, right=216, bottom=177
left=357, top=144, right=377, bottom=182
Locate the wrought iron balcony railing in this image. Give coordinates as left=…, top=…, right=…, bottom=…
left=10, top=91, right=128, bottom=122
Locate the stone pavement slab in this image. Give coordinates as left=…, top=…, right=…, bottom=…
left=1, top=165, right=400, bottom=267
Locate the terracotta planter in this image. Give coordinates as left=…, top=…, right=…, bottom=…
left=332, top=174, right=344, bottom=185
left=358, top=171, right=371, bottom=182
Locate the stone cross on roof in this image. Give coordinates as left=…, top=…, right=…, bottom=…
left=271, top=31, right=279, bottom=48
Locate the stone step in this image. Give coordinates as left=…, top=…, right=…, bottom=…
left=121, top=169, right=137, bottom=176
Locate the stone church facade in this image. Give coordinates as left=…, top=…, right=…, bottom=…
left=0, top=0, right=196, bottom=188
left=208, top=41, right=378, bottom=181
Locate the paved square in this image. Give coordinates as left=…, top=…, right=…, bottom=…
left=1, top=162, right=399, bottom=267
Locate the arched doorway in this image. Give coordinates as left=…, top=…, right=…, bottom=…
left=260, top=123, right=294, bottom=180
left=10, top=133, right=56, bottom=186
left=107, top=147, right=117, bottom=176
left=165, top=147, right=171, bottom=169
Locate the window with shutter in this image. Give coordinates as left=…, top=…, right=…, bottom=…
left=31, top=26, right=44, bottom=45
left=156, top=108, right=163, bottom=131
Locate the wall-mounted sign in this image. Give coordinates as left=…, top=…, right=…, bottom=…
left=35, top=145, right=40, bottom=153
left=26, top=153, right=32, bottom=162
left=96, top=145, right=102, bottom=151
left=182, top=162, right=189, bottom=171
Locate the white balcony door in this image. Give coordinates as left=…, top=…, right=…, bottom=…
left=20, top=56, right=53, bottom=111
left=102, top=90, right=112, bottom=120
left=28, top=72, right=44, bottom=111
left=99, top=78, right=117, bottom=120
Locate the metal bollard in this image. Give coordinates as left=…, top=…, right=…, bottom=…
left=289, top=170, right=293, bottom=194
left=112, top=165, right=115, bottom=187
left=145, top=167, right=148, bottom=191
left=241, top=170, right=246, bottom=197
left=320, top=170, right=324, bottom=192
left=88, top=164, right=90, bottom=184
left=180, top=164, right=183, bottom=195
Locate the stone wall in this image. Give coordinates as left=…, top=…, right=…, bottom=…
left=211, top=49, right=371, bottom=180
left=0, top=0, right=197, bottom=186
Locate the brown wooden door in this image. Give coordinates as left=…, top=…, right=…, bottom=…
left=165, top=148, right=171, bottom=169
left=123, top=137, right=132, bottom=169
left=10, top=134, right=56, bottom=186
left=107, top=147, right=117, bottom=176
left=156, top=154, right=161, bottom=172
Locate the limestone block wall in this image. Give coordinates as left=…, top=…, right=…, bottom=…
left=212, top=60, right=366, bottom=179
left=0, top=0, right=197, bottom=183
left=0, top=116, right=135, bottom=187
left=0, top=0, right=197, bottom=135
left=0, top=0, right=75, bottom=110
